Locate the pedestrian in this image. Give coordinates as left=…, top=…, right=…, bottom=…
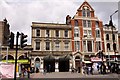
left=48, top=64, right=51, bottom=73
left=90, top=67, right=93, bottom=75
left=43, top=67, right=47, bottom=75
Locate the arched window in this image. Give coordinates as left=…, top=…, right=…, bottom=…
left=113, top=43, right=116, bottom=51
left=106, top=34, right=109, bottom=40
left=107, top=43, right=110, bottom=50
left=74, top=20, right=79, bottom=26
left=3, top=55, right=14, bottom=60
left=35, top=58, right=40, bottom=62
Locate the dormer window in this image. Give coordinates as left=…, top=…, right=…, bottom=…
left=82, top=9, right=86, bottom=17
left=82, top=7, right=91, bottom=17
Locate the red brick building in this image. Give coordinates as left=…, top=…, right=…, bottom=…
left=66, top=1, right=105, bottom=69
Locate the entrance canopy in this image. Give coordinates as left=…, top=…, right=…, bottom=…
left=91, top=57, right=106, bottom=62
left=59, top=54, right=71, bottom=61
left=43, top=54, right=55, bottom=61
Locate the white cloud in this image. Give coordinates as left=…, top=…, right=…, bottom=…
left=0, top=0, right=119, bottom=44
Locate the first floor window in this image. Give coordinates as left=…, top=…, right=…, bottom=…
left=107, top=43, right=110, bottom=50
left=36, top=42, right=40, bottom=50
left=74, top=28, right=79, bottom=37
left=46, top=42, right=50, bottom=50
left=96, top=41, right=101, bottom=51
left=83, top=41, right=86, bottom=52
left=87, top=41, right=92, bottom=52
left=55, top=42, right=59, bottom=49
left=75, top=41, right=80, bottom=51
left=83, top=40, right=93, bottom=52
left=96, top=30, right=100, bottom=38
left=65, top=42, right=69, bottom=49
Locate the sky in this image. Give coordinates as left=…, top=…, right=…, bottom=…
left=0, top=0, right=119, bottom=45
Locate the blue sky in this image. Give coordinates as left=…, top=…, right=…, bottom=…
left=0, top=0, right=119, bottom=44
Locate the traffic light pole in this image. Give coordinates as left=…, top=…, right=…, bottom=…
left=14, top=32, right=20, bottom=80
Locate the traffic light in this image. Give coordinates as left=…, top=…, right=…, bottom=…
left=8, top=32, right=14, bottom=49
left=20, top=33, right=27, bottom=48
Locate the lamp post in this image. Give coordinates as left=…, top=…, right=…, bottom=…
left=109, top=10, right=118, bottom=62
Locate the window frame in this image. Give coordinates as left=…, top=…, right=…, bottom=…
left=36, top=29, right=40, bottom=37
left=35, top=41, right=40, bottom=50
left=46, top=42, right=50, bottom=50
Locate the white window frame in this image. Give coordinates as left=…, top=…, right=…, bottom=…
left=36, top=29, right=40, bottom=37
left=45, top=29, right=50, bottom=37
left=46, top=42, right=50, bottom=50
left=55, top=30, right=59, bottom=37
left=64, top=42, right=69, bottom=50
left=64, top=30, right=68, bottom=38
left=35, top=41, right=40, bottom=50
left=96, top=29, right=100, bottom=38
left=74, top=27, right=79, bottom=37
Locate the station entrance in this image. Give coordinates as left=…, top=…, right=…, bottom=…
left=58, top=55, right=70, bottom=72
left=43, top=55, right=55, bottom=72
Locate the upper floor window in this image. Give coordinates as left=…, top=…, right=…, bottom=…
left=83, top=30, right=92, bottom=38
left=46, top=30, right=50, bottom=37
left=36, top=42, right=40, bottom=50
left=83, top=20, right=91, bottom=27
left=56, top=30, right=59, bottom=37
left=74, top=41, right=80, bottom=51
left=107, top=43, right=110, bottom=50
left=64, top=30, right=68, bottom=37
left=106, top=34, right=109, bottom=40
left=64, top=42, right=69, bottom=49
left=75, top=20, right=79, bottom=26
left=88, top=30, right=92, bottom=37
left=55, top=42, right=59, bottom=49
left=83, top=20, right=86, bottom=27
left=46, top=42, right=50, bottom=50
left=96, top=30, right=100, bottom=38
left=96, top=21, right=99, bottom=28
left=87, top=9, right=90, bottom=17
left=88, top=20, right=91, bottom=27
left=113, top=43, right=116, bottom=51
left=87, top=41, right=92, bottom=52
left=82, top=9, right=86, bottom=17
left=82, top=7, right=91, bottom=17
left=83, top=40, right=93, bottom=52
left=96, top=41, right=101, bottom=52
left=74, top=28, right=79, bottom=37
left=36, top=29, right=40, bottom=36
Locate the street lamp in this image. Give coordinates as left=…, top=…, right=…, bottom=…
left=109, top=10, right=118, bottom=62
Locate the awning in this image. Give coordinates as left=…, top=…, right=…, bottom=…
left=2, top=60, right=29, bottom=63
left=91, top=57, right=106, bottom=62
left=43, top=54, right=55, bottom=61
left=83, top=61, right=92, bottom=64
left=59, top=54, right=71, bottom=61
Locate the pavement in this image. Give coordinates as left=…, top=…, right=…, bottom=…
left=30, top=72, right=120, bottom=78
left=1, top=72, right=120, bottom=80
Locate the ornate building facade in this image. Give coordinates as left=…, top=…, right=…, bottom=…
left=31, top=22, right=72, bottom=72
left=103, top=24, right=119, bottom=61
left=66, top=1, right=104, bottom=71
